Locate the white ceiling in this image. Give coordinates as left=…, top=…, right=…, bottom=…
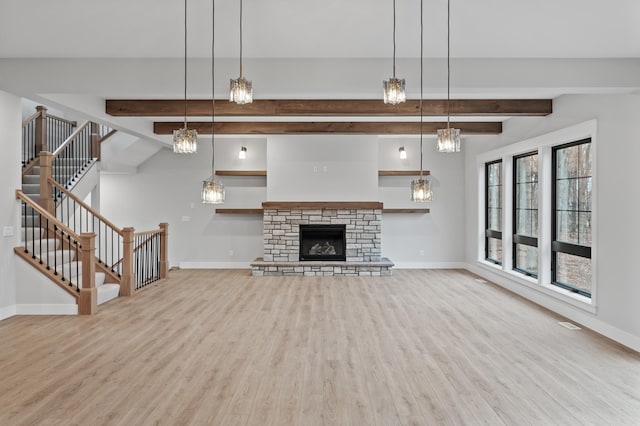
left=1, top=0, right=639, bottom=158
left=1, top=0, right=639, bottom=59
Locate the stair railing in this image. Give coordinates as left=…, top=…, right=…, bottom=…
left=22, top=106, right=76, bottom=174
left=47, top=179, right=169, bottom=296
left=15, top=190, right=97, bottom=315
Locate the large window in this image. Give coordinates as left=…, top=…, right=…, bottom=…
left=513, top=152, right=539, bottom=276
left=552, top=138, right=592, bottom=297
left=485, top=160, right=502, bottom=264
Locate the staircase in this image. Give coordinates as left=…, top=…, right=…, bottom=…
left=15, top=106, right=169, bottom=315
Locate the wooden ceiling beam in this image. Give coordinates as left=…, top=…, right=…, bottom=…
left=108, top=99, right=551, bottom=117
left=153, top=121, right=502, bottom=135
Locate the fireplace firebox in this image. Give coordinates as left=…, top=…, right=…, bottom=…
left=299, top=224, right=346, bottom=261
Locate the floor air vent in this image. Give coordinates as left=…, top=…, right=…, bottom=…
left=558, top=321, right=581, bottom=330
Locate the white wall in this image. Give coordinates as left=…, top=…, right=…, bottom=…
left=0, top=91, right=21, bottom=319
left=464, top=93, right=640, bottom=351
left=100, top=137, right=266, bottom=268
left=101, top=133, right=467, bottom=268
left=267, top=135, right=378, bottom=201
left=379, top=137, right=466, bottom=267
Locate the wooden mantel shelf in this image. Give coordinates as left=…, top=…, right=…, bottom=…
left=262, top=201, right=383, bottom=210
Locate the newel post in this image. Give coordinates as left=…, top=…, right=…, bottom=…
left=38, top=151, right=55, bottom=215
left=35, top=105, right=47, bottom=153
left=121, top=227, right=135, bottom=296
left=78, top=232, right=97, bottom=315
left=91, top=122, right=101, bottom=161
left=159, top=222, right=169, bottom=279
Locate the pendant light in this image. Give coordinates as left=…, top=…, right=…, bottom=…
left=436, top=0, right=461, bottom=153
left=202, top=0, right=224, bottom=204
left=229, top=0, right=253, bottom=104
left=383, top=0, right=406, bottom=105
left=411, top=0, right=433, bottom=202
left=173, top=0, right=197, bottom=154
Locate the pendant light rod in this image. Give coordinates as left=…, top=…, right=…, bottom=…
left=211, top=0, right=215, bottom=175
left=446, top=0, right=451, bottom=131
left=419, top=0, right=423, bottom=178
left=239, top=0, right=243, bottom=78
left=392, top=0, right=397, bottom=78
left=183, top=0, right=188, bottom=129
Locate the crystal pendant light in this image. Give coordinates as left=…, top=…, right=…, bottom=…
left=436, top=0, right=461, bottom=153
left=173, top=0, right=197, bottom=154
left=383, top=0, right=406, bottom=105
left=411, top=0, right=432, bottom=203
left=230, top=0, right=253, bottom=104
left=202, top=0, right=224, bottom=204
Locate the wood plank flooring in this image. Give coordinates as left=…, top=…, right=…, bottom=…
left=1, top=269, right=639, bottom=425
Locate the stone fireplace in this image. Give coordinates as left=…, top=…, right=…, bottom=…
left=251, top=202, right=393, bottom=276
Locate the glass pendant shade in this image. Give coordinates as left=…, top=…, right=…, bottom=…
left=173, top=128, right=198, bottom=153
left=383, top=77, right=406, bottom=105
left=230, top=77, right=253, bottom=104
left=201, top=179, right=225, bottom=204
left=411, top=178, right=432, bottom=202
left=436, top=127, right=461, bottom=153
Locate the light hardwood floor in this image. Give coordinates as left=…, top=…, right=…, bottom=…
left=1, top=269, right=639, bottom=425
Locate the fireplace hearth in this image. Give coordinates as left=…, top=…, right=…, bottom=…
left=299, top=224, right=346, bottom=261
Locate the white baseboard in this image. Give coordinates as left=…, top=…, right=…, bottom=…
left=15, top=304, right=78, bottom=315
left=465, top=262, right=640, bottom=353
left=0, top=305, right=17, bottom=320
left=393, top=262, right=467, bottom=269
left=179, top=261, right=252, bottom=269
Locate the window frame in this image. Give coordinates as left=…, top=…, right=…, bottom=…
left=551, top=138, right=592, bottom=297
left=485, top=159, right=503, bottom=264
left=512, top=151, right=539, bottom=278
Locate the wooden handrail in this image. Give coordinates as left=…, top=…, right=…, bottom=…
left=133, top=229, right=163, bottom=238
left=98, top=129, right=117, bottom=143
left=110, top=230, right=159, bottom=269
left=22, top=110, right=42, bottom=128
left=51, top=121, right=91, bottom=158
left=48, top=178, right=123, bottom=235
left=47, top=113, right=77, bottom=127
left=16, top=190, right=82, bottom=242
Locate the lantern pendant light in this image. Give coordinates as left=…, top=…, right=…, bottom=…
left=411, top=0, right=433, bottom=203
left=383, top=0, right=406, bottom=105
left=229, top=0, right=253, bottom=104
left=436, top=0, right=461, bottom=153
left=173, top=0, right=197, bottom=154
left=202, top=0, right=224, bottom=204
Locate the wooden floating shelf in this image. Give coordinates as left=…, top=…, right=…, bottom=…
left=262, top=201, right=383, bottom=210
left=378, top=170, right=431, bottom=176
left=382, top=208, right=430, bottom=214
left=215, top=208, right=263, bottom=215
left=215, top=170, right=266, bottom=176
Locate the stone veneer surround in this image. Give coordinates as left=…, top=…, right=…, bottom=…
left=252, top=202, right=393, bottom=276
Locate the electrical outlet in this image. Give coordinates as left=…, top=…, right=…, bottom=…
left=182, top=216, right=190, bottom=222
left=313, top=166, right=318, bottom=173
left=322, top=165, right=327, bottom=172
left=3, top=226, right=14, bottom=237
left=419, top=250, right=425, bottom=256
left=228, top=249, right=234, bottom=257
